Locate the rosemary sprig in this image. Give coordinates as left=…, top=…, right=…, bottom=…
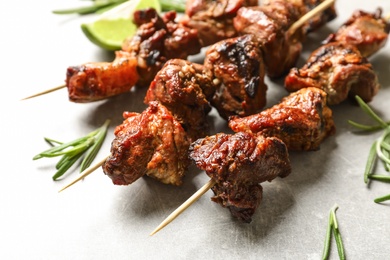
left=33, top=119, right=110, bottom=180
left=322, top=204, right=346, bottom=260
left=348, top=96, right=390, bottom=178
left=52, top=0, right=187, bottom=15
left=349, top=96, right=390, bottom=204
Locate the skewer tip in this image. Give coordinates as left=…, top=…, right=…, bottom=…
left=21, top=84, right=66, bottom=101
left=58, top=155, right=109, bottom=193
left=149, top=179, right=216, bottom=236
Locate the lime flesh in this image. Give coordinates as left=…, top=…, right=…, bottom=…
left=81, top=0, right=161, bottom=51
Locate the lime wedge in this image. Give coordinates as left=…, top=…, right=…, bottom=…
left=81, top=0, right=162, bottom=51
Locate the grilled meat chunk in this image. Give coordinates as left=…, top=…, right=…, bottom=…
left=144, top=59, right=217, bottom=141
left=122, top=8, right=202, bottom=87
left=323, top=8, right=390, bottom=58
left=284, top=42, right=380, bottom=105
left=103, top=101, right=191, bottom=186
left=66, top=51, right=139, bottom=103
left=229, top=87, right=335, bottom=151
left=181, top=0, right=258, bottom=47
left=204, top=34, right=268, bottom=119
left=189, top=132, right=291, bottom=222
left=233, top=1, right=304, bottom=78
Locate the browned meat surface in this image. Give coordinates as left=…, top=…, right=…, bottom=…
left=189, top=132, right=291, bottom=222
left=229, top=87, right=335, bottom=151
left=66, top=51, right=139, bottom=103
left=103, top=101, right=191, bottom=186
left=144, top=59, right=217, bottom=141
left=180, top=0, right=258, bottom=47
left=233, top=1, right=304, bottom=78
left=284, top=42, right=380, bottom=105
left=122, top=8, right=202, bottom=87
left=323, top=8, right=390, bottom=58
left=262, top=0, right=337, bottom=33
left=204, top=34, right=268, bottom=119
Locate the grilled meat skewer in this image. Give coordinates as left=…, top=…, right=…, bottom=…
left=229, top=87, right=335, bottom=151
left=189, top=132, right=291, bottom=222
left=285, top=8, right=389, bottom=105
left=63, top=0, right=335, bottom=103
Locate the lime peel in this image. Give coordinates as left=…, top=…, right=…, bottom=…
left=81, top=0, right=161, bottom=51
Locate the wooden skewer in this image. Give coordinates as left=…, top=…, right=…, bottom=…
left=21, top=0, right=335, bottom=102
left=58, top=155, right=109, bottom=192
left=149, top=0, right=337, bottom=236
left=149, top=179, right=216, bottom=236
left=21, top=84, right=66, bottom=100
left=287, top=0, right=335, bottom=36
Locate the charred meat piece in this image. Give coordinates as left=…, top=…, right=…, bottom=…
left=66, top=51, right=139, bottom=103
left=122, top=8, right=202, bottom=87
left=144, top=59, right=217, bottom=141
left=284, top=42, right=380, bottom=105
left=181, top=0, right=258, bottom=47
left=233, top=1, right=304, bottom=78
left=103, top=101, right=191, bottom=186
left=323, top=8, right=390, bottom=58
left=262, top=0, right=337, bottom=33
left=189, top=132, right=291, bottom=222
left=204, top=34, right=268, bottom=119
left=229, top=87, right=335, bottom=151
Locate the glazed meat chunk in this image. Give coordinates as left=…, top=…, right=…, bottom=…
left=189, top=132, right=291, bottom=222
left=66, top=51, right=139, bottom=103
left=122, top=8, right=202, bottom=87
left=181, top=0, right=258, bottom=47
left=284, top=42, right=380, bottom=105
left=324, top=8, right=390, bottom=58
left=229, top=87, right=335, bottom=151
left=204, top=34, right=268, bottom=119
left=233, top=2, right=304, bottom=78
left=144, top=59, right=217, bottom=141
left=103, top=101, right=191, bottom=186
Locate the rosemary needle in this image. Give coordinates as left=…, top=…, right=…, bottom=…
left=374, top=194, right=390, bottom=203
left=322, top=204, right=346, bottom=260
left=33, top=119, right=110, bottom=180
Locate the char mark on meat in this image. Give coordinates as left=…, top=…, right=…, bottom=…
left=204, top=34, right=267, bottom=119
left=103, top=101, right=191, bottom=186
left=122, top=8, right=202, bottom=87
left=284, top=42, right=380, bottom=105
left=189, top=132, right=291, bottom=222
left=233, top=2, right=304, bottom=78
left=144, top=59, right=217, bottom=142
left=229, top=87, right=335, bottom=151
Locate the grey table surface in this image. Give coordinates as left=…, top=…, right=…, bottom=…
left=1, top=0, right=390, bottom=259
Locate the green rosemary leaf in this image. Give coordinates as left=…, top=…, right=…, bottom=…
left=347, top=120, right=385, bottom=131
left=44, top=137, right=63, bottom=146
left=80, top=120, right=110, bottom=172
left=34, top=119, right=110, bottom=180
left=364, top=141, right=378, bottom=184
left=52, top=2, right=115, bottom=15
left=33, top=135, right=92, bottom=159
left=52, top=153, right=85, bottom=180
left=367, top=174, right=390, bottom=183
left=333, top=228, right=346, bottom=260
left=374, top=194, right=390, bottom=203
left=321, top=211, right=333, bottom=260
left=355, top=96, right=388, bottom=128
left=330, top=204, right=346, bottom=260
